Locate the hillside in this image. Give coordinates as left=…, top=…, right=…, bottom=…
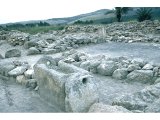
left=1, top=9, right=110, bottom=26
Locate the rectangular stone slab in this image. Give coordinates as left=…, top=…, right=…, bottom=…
left=34, top=64, right=67, bottom=111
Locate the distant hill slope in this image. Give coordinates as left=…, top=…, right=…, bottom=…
left=76, top=7, right=160, bottom=24
left=44, top=9, right=110, bottom=25
left=1, top=9, right=110, bottom=26
left=1, top=8, right=160, bottom=26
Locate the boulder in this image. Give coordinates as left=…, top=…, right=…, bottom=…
left=127, top=70, right=154, bottom=83
left=142, top=64, right=153, bottom=70
left=131, top=59, right=146, bottom=68
left=0, top=54, right=4, bottom=59
left=24, top=41, right=38, bottom=49
left=41, top=48, right=57, bottom=54
left=5, top=49, right=21, bottom=58
left=27, top=47, right=40, bottom=55
left=26, top=79, right=37, bottom=89
left=63, top=58, right=75, bottom=63
left=65, top=73, right=99, bottom=112
left=97, top=61, right=118, bottom=76
left=153, top=67, right=159, bottom=77
left=112, top=68, right=128, bottom=80
left=89, top=103, right=131, bottom=113
left=155, top=26, right=160, bottom=34
left=16, top=75, right=27, bottom=85
left=89, top=60, right=101, bottom=73
left=127, top=64, right=141, bottom=72
left=24, top=69, right=34, bottom=79
left=113, top=83, right=160, bottom=111
left=0, top=62, right=15, bottom=76
left=36, top=56, right=58, bottom=68
left=80, top=61, right=90, bottom=71
left=154, top=78, right=160, bottom=84
left=8, top=66, right=28, bottom=77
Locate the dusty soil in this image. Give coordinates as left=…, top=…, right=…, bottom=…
left=0, top=79, right=61, bottom=112
left=77, top=42, right=160, bottom=64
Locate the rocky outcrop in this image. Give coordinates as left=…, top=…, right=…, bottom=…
left=5, top=49, right=21, bottom=58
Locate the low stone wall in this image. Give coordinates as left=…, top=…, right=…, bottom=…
left=0, top=61, right=36, bottom=89
left=62, top=50, right=160, bottom=84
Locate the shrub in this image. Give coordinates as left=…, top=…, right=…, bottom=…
left=136, top=8, right=152, bottom=22
left=74, top=20, right=93, bottom=24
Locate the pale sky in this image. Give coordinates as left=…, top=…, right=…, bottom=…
left=0, top=0, right=159, bottom=24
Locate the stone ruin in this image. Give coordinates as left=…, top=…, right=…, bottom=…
left=34, top=56, right=99, bottom=112
left=1, top=20, right=160, bottom=112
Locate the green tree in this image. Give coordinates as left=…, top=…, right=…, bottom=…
left=136, top=8, right=152, bottom=22
left=115, top=7, right=129, bottom=22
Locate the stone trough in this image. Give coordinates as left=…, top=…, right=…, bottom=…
left=34, top=56, right=99, bottom=112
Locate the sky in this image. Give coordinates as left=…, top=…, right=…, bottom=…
left=0, top=0, right=159, bottom=24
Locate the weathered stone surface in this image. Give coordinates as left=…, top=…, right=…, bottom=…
left=5, top=49, right=21, bottom=58
left=0, top=54, right=4, bottom=59
left=34, top=56, right=98, bottom=112
left=112, top=68, right=128, bottom=80
left=24, top=69, right=34, bottom=79
left=0, top=62, right=15, bottom=76
left=80, top=61, right=90, bottom=71
left=131, top=59, right=146, bottom=68
left=127, top=64, right=141, bottom=72
left=142, top=64, right=153, bottom=70
left=155, top=26, right=160, bottom=34
left=127, top=70, right=153, bottom=83
left=27, top=47, right=40, bottom=55
left=113, top=83, right=160, bottom=111
left=58, top=60, right=88, bottom=74
left=24, top=41, right=38, bottom=49
left=8, top=66, right=28, bottom=77
left=89, top=103, right=131, bottom=113
left=65, top=73, right=99, bottom=112
left=26, top=79, right=37, bottom=89
left=89, top=60, right=101, bottom=73
left=36, top=56, right=58, bottom=68
left=63, top=58, right=75, bottom=63
left=154, top=78, right=160, bottom=84
left=145, top=99, right=160, bottom=112
left=97, top=61, right=118, bottom=76
left=41, top=48, right=57, bottom=54
left=34, top=63, right=67, bottom=111
left=16, top=75, right=27, bottom=85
